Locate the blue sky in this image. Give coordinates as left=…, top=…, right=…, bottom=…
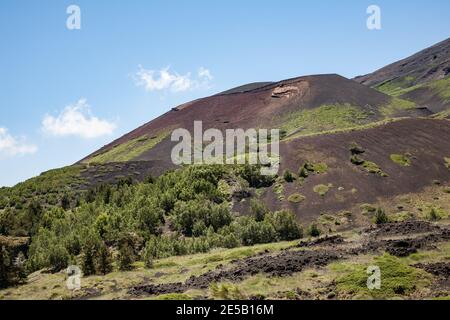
left=0, top=0, right=449, bottom=187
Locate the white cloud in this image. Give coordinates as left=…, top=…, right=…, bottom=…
left=135, top=66, right=213, bottom=93
left=0, top=127, right=37, bottom=157
left=42, top=99, right=116, bottom=139
left=198, top=67, right=213, bottom=81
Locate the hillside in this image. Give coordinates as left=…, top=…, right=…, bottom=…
left=354, top=37, right=450, bottom=113
left=1, top=38, right=449, bottom=301
left=81, top=74, right=417, bottom=166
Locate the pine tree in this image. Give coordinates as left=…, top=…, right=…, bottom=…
left=96, top=241, right=113, bottom=275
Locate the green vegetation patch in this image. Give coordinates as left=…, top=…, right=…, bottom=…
left=280, top=104, right=371, bottom=137
left=374, top=76, right=417, bottom=96
left=287, top=193, right=306, bottom=203
left=390, top=154, right=412, bottom=167
left=155, top=293, right=193, bottom=300
left=376, top=76, right=450, bottom=104
left=87, top=132, right=169, bottom=164
left=445, top=157, right=450, bottom=169
left=313, top=184, right=330, bottom=197
left=210, top=282, right=245, bottom=300
left=429, top=76, right=450, bottom=102
left=331, top=253, right=432, bottom=299
left=380, top=97, right=416, bottom=117
left=310, top=162, right=328, bottom=174
left=0, top=165, right=85, bottom=212
left=362, top=161, right=388, bottom=177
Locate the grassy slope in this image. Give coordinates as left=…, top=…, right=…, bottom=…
left=375, top=76, right=450, bottom=102
left=86, top=131, right=169, bottom=164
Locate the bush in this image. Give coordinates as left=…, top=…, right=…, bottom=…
left=96, top=241, right=113, bottom=275
left=298, top=165, right=309, bottom=178
left=427, top=208, right=440, bottom=221
left=117, top=236, right=136, bottom=271
left=266, top=210, right=303, bottom=241
left=221, top=233, right=241, bottom=249
left=136, top=200, right=164, bottom=236
left=283, top=170, right=295, bottom=183
left=237, top=217, right=277, bottom=246
left=48, top=244, right=70, bottom=273
left=27, top=228, right=71, bottom=273
left=249, top=199, right=269, bottom=222
left=210, top=283, right=245, bottom=300
left=307, top=224, right=321, bottom=237
left=142, top=242, right=154, bottom=269
left=172, top=200, right=232, bottom=236
left=374, top=208, right=389, bottom=225
left=0, top=246, right=26, bottom=288
left=81, top=232, right=100, bottom=276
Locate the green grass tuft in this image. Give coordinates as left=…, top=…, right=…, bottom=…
left=390, top=154, right=411, bottom=167
left=287, top=193, right=306, bottom=203
left=362, top=161, right=388, bottom=177
left=155, top=293, right=193, bottom=300
left=445, top=157, right=450, bottom=169
left=331, top=253, right=432, bottom=299
left=313, top=184, right=330, bottom=197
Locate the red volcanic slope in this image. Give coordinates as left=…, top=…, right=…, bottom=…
left=82, top=74, right=391, bottom=163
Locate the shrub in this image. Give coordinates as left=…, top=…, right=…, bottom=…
left=172, top=200, right=232, bottom=236
left=210, top=283, right=245, bottom=300
left=237, top=218, right=277, bottom=246
left=117, top=236, right=136, bottom=271
left=362, top=161, right=388, bottom=177
left=349, top=143, right=365, bottom=155
left=0, top=246, right=26, bottom=288
left=136, top=200, right=164, bottom=236
left=390, top=154, right=411, bottom=167
left=27, top=229, right=70, bottom=273
left=81, top=232, right=101, bottom=276
left=283, top=170, right=295, bottom=183
left=298, top=166, right=309, bottom=178
left=307, top=224, right=321, bottom=237
left=221, top=233, right=241, bottom=249
left=142, top=242, right=154, bottom=269
left=266, top=210, right=303, bottom=241
left=427, top=208, right=440, bottom=221
left=350, top=155, right=365, bottom=165
left=48, top=244, right=70, bottom=273
left=374, top=208, right=389, bottom=225
left=96, top=241, right=113, bottom=275
left=249, top=199, right=269, bottom=222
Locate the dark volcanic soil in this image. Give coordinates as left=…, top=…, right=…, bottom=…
left=129, top=249, right=341, bottom=296
left=364, top=220, right=440, bottom=237
left=414, top=262, right=450, bottom=279
left=357, top=221, right=450, bottom=257
left=354, top=37, right=450, bottom=87
left=266, top=118, right=450, bottom=221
